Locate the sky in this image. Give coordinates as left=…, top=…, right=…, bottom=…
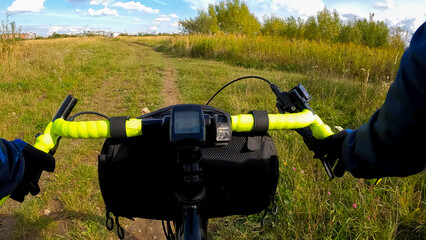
left=0, top=0, right=425, bottom=37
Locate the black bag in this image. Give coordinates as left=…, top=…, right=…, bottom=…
left=98, top=105, right=279, bottom=221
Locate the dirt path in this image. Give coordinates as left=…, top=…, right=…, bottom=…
left=121, top=219, right=165, bottom=240
left=120, top=50, right=180, bottom=240
left=160, top=56, right=180, bottom=106
left=0, top=40, right=181, bottom=240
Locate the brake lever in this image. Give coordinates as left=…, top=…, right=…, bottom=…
left=271, top=83, right=335, bottom=180
left=34, top=95, right=78, bottom=155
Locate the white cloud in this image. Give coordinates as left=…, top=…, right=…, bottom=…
left=87, top=7, right=118, bottom=17
left=395, top=18, right=416, bottom=32
left=7, top=0, right=45, bottom=13
left=169, top=13, right=179, bottom=18
left=152, top=14, right=175, bottom=27
left=154, top=15, right=172, bottom=22
left=112, top=1, right=160, bottom=14
left=132, top=18, right=144, bottom=24
left=146, top=25, right=158, bottom=32
left=182, top=0, right=215, bottom=10
left=47, top=25, right=83, bottom=35
left=373, top=0, right=396, bottom=10
left=270, top=0, right=325, bottom=17
left=170, top=20, right=179, bottom=27
left=334, top=3, right=368, bottom=20
left=90, top=0, right=113, bottom=7
left=334, top=0, right=426, bottom=33
left=153, top=0, right=168, bottom=5
left=47, top=26, right=63, bottom=35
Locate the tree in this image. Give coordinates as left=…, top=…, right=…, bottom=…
left=355, top=13, right=389, bottom=47
left=316, top=8, right=341, bottom=42
left=179, top=10, right=216, bottom=34
left=178, top=3, right=395, bottom=48
left=261, top=15, right=286, bottom=36
left=208, top=4, right=219, bottom=34
left=388, top=27, right=407, bottom=49
left=283, top=16, right=300, bottom=39
left=303, top=16, right=318, bottom=40
left=261, top=15, right=301, bottom=38
left=338, top=20, right=362, bottom=44
left=214, top=0, right=260, bottom=35
left=179, top=0, right=260, bottom=35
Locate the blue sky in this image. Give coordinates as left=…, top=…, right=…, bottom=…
left=1, top=0, right=425, bottom=37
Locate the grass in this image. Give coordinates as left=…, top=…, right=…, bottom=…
left=0, top=36, right=424, bottom=239
left=0, top=36, right=165, bottom=239
left=128, top=34, right=403, bottom=83
left=164, top=54, right=424, bottom=240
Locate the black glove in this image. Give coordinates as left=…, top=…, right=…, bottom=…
left=10, top=144, right=55, bottom=202
left=304, top=130, right=349, bottom=177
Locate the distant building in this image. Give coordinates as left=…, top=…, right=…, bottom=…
left=84, top=30, right=118, bottom=38
left=25, top=32, right=36, bottom=39
left=1, top=32, right=37, bottom=40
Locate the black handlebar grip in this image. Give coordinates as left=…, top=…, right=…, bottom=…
left=319, top=156, right=335, bottom=180
left=52, top=95, right=78, bottom=121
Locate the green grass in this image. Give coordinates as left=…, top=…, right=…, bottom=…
left=0, top=37, right=165, bottom=239
left=166, top=54, right=424, bottom=240
left=0, top=36, right=424, bottom=239
left=130, top=34, right=403, bottom=83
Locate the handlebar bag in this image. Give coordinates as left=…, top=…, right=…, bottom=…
left=98, top=105, right=279, bottom=221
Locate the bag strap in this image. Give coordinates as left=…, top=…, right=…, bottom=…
left=105, top=210, right=125, bottom=239
left=110, top=116, right=129, bottom=138
left=249, top=110, right=269, bottom=134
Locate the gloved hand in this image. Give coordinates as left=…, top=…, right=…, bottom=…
left=303, top=130, right=350, bottom=177
left=10, top=144, right=55, bottom=202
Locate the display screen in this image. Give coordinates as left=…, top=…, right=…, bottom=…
left=174, top=111, right=200, bottom=134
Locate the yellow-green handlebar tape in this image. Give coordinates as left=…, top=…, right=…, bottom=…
left=231, top=109, right=316, bottom=132
left=268, top=109, right=315, bottom=130
left=310, top=114, right=334, bottom=139
left=231, top=109, right=334, bottom=139
left=52, top=118, right=111, bottom=138
left=51, top=118, right=142, bottom=139
left=0, top=195, right=9, bottom=207
left=33, top=121, right=58, bottom=153
left=231, top=114, right=255, bottom=132
left=125, top=118, right=142, bottom=137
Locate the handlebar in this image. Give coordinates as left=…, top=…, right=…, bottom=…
left=32, top=85, right=342, bottom=182
left=49, top=118, right=142, bottom=139
left=34, top=104, right=334, bottom=154
left=232, top=109, right=333, bottom=139
left=52, top=95, right=78, bottom=121
left=33, top=95, right=78, bottom=154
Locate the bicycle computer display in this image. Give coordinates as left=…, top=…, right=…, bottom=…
left=174, top=111, right=200, bottom=134
left=170, top=105, right=205, bottom=145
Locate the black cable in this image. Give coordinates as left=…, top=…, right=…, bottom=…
left=66, top=111, right=110, bottom=121
left=162, top=220, right=170, bottom=240
left=161, top=220, right=175, bottom=240
left=168, top=221, right=175, bottom=240
left=205, top=76, right=272, bottom=105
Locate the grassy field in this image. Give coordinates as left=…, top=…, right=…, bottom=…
left=0, top=36, right=424, bottom=239
left=134, top=34, right=403, bottom=83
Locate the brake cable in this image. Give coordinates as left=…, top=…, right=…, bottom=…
left=205, top=76, right=272, bottom=105
left=67, top=111, right=110, bottom=121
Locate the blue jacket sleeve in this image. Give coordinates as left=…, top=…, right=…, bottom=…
left=0, top=139, right=27, bottom=199
left=342, top=22, right=426, bottom=179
